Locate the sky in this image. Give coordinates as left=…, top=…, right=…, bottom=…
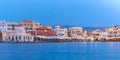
left=0, top=0, right=120, bottom=27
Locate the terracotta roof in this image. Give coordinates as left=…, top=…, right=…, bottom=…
left=37, top=30, right=56, bottom=36
left=22, top=20, right=33, bottom=23
left=37, top=26, right=52, bottom=30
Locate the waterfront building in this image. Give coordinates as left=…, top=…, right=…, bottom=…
left=0, top=33, right=2, bottom=40
left=20, top=20, right=41, bottom=36
left=7, top=22, right=21, bottom=32
left=0, top=21, right=7, bottom=32
left=20, top=20, right=41, bottom=31
left=83, top=30, right=89, bottom=37
left=6, top=27, right=33, bottom=42
left=26, top=30, right=37, bottom=37
left=34, top=21, right=41, bottom=28
left=117, top=29, right=120, bottom=37
left=92, top=29, right=108, bottom=37
left=99, top=32, right=109, bottom=38
left=0, top=32, right=7, bottom=41
left=108, top=27, right=117, bottom=37
left=0, top=21, right=7, bottom=40
left=70, top=27, right=83, bottom=37
left=54, top=25, right=68, bottom=37
left=113, top=26, right=120, bottom=37
left=92, top=29, right=101, bottom=36
left=37, top=26, right=56, bottom=36
left=67, top=28, right=71, bottom=37
left=103, top=28, right=109, bottom=32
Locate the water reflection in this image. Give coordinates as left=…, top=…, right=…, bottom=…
left=0, top=42, right=120, bottom=60
left=83, top=42, right=87, bottom=47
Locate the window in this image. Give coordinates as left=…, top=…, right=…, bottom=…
left=9, top=37, right=11, bottom=40
left=19, top=36, right=21, bottom=40
left=12, top=36, right=14, bottom=41
left=16, top=36, right=17, bottom=40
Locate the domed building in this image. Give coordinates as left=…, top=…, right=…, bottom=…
left=6, top=27, right=33, bottom=42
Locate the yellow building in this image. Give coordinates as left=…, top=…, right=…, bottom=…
left=108, top=28, right=117, bottom=37
left=0, top=32, right=7, bottom=40
left=20, top=20, right=40, bottom=31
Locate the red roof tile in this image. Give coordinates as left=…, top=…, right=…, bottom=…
left=22, top=20, right=33, bottom=23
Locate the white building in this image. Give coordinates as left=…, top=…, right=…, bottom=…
left=0, top=21, right=7, bottom=32
left=0, top=21, right=7, bottom=40
left=99, top=32, right=109, bottom=37
left=113, top=26, right=120, bottom=37
left=7, top=22, right=21, bottom=32
left=92, top=29, right=109, bottom=38
left=117, top=29, right=120, bottom=37
left=70, top=27, right=83, bottom=37
left=54, top=25, right=68, bottom=37
left=6, top=27, right=33, bottom=42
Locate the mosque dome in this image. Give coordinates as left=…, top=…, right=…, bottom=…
left=14, top=27, right=26, bottom=34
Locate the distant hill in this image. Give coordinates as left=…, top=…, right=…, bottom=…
left=52, top=25, right=108, bottom=30
left=83, top=27, right=106, bottom=30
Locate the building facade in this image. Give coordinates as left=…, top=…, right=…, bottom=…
left=108, top=27, right=117, bottom=37
left=54, top=25, right=68, bottom=37
left=7, top=22, right=21, bottom=32
left=20, top=20, right=40, bottom=31
left=6, top=27, right=33, bottom=42
left=0, top=32, right=7, bottom=40
left=0, top=21, right=7, bottom=32
left=37, top=26, right=56, bottom=36
left=70, top=27, right=83, bottom=37
left=92, top=29, right=108, bottom=38
left=20, top=20, right=41, bottom=36
left=0, top=21, right=7, bottom=40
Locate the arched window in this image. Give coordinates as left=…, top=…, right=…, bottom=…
left=12, top=36, right=14, bottom=41
left=9, top=37, right=11, bottom=40
left=19, top=36, right=21, bottom=40
left=24, top=36, right=26, bottom=40
left=16, top=36, right=17, bottom=40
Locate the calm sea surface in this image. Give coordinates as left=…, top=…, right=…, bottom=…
left=0, top=42, right=120, bottom=60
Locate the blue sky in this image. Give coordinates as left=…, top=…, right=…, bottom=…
left=0, top=0, right=120, bottom=27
